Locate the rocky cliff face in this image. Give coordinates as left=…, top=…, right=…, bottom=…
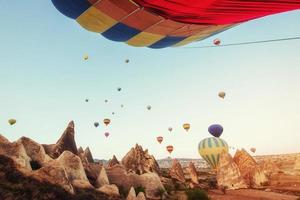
left=217, top=151, right=247, bottom=190
left=107, top=155, right=120, bottom=167
left=43, top=121, right=78, bottom=159
left=169, top=159, right=185, bottom=183
left=121, top=144, right=160, bottom=175
left=234, top=149, right=268, bottom=188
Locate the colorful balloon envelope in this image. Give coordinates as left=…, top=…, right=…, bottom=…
left=183, top=123, right=190, bottom=131
left=198, top=137, right=229, bottom=169
left=94, top=122, right=99, bottom=127
left=208, top=124, right=223, bottom=138
left=105, top=132, right=110, bottom=138
left=157, top=136, right=163, bottom=144
left=166, top=145, right=174, bottom=154
left=218, top=91, right=226, bottom=99
left=213, top=38, right=221, bottom=45
left=8, top=119, right=16, bottom=126
left=83, top=54, right=89, bottom=60
left=51, top=0, right=300, bottom=48
left=103, top=119, right=111, bottom=126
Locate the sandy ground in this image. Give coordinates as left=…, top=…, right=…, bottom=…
left=209, top=189, right=300, bottom=200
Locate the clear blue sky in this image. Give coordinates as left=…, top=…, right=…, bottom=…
left=1, top=1, right=300, bottom=160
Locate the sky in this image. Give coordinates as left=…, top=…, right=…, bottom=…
left=0, top=1, right=300, bottom=160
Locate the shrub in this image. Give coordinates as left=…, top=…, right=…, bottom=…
left=155, top=187, right=166, bottom=198
left=134, top=185, right=145, bottom=195
left=185, top=189, right=210, bottom=200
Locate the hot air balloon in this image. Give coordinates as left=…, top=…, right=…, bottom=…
left=105, top=99, right=108, bottom=103
left=147, top=105, right=152, bottom=110
left=105, top=132, right=110, bottom=138
left=103, top=119, right=111, bottom=126
left=125, top=59, right=129, bottom=63
left=183, top=123, right=190, bottom=132
left=83, top=54, right=89, bottom=60
left=94, top=122, right=99, bottom=127
left=8, top=119, right=16, bottom=126
left=208, top=124, right=223, bottom=138
left=51, top=0, right=300, bottom=48
left=166, top=145, right=174, bottom=154
left=250, top=148, right=256, bottom=153
left=157, top=136, right=163, bottom=144
left=121, top=104, right=124, bottom=108
left=213, top=38, right=221, bottom=45
left=85, top=99, right=89, bottom=102
left=117, top=87, right=122, bottom=92
left=218, top=91, right=226, bottom=99
left=168, top=127, right=173, bottom=132
left=112, top=112, right=115, bottom=115
left=198, top=137, right=229, bottom=168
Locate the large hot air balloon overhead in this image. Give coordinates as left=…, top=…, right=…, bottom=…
left=198, top=137, right=229, bottom=169
left=51, top=0, right=300, bottom=48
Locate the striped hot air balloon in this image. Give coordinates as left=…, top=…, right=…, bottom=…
left=183, top=123, right=190, bottom=132
left=103, top=118, right=111, bottom=126
left=198, top=137, right=229, bottom=168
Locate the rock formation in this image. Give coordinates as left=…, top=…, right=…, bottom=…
left=169, top=159, right=185, bottom=183
left=32, top=160, right=74, bottom=194
left=136, top=192, right=146, bottom=200
left=187, top=162, right=199, bottom=184
left=43, top=121, right=78, bottom=159
left=217, top=151, right=247, bottom=189
left=84, top=147, right=94, bottom=163
left=98, top=184, right=120, bottom=197
left=18, top=137, right=52, bottom=167
left=57, top=151, right=92, bottom=189
left=294, top=155, right=300, bottom=171
left=78, top=146, right=84, bottom=154
left=121, top=144, right=160, bottom=175
left=126, top=187, right=137, bottom=200
left=260, top=159, right=280, bottom=177
left=107, top=155, right=120, bottom=167
left=106, top=164, right=164, bottom=199
left=0, top=135, right=31, bottom=171
left=96, top=167, right=109, bottom=188
left=234, top=149, right=268, bottom=188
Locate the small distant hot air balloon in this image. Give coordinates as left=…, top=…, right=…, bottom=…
left=183, top=123, right=190, bottom=132
left=121, top=104, right=124, bottom=108
left=213, top=38, right=221, bottom=46
left=83, top=54, right=89, bottom=60
left=208, top=124, right=223, bottom=138
left=105, top=99, right=108, bottom=103
left=147, top=105, right=152, bottom=110
left=166, top=145, right=174, bottom=154
left=125, top=59, right=129, bottom=63
left=8, top=119, right=16, bottom=126
left=85, top=99, right=89, bottom=102
left=250, top=148, right=256, bottom=153
left=157, top=136, right=163, bottom=144
left=104, top=132, right=110, bottom=138
left=198, top=137, right=229, bottom=168
left=218, top=91, right=226, bottom=99
left=103, top=118, right=111, bottom=126
left=117, top=87, right=122, bottom=92
left=112, top=112, right=115, bottom=115
left=94, top=122, right=99, bottom=128
left=168, top=127, right=173, bottom=132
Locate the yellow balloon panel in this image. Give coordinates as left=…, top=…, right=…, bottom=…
left=198, top=137, right=228, bottom=168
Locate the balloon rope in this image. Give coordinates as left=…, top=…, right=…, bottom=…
left=181, top=36, right=300, bottom=49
